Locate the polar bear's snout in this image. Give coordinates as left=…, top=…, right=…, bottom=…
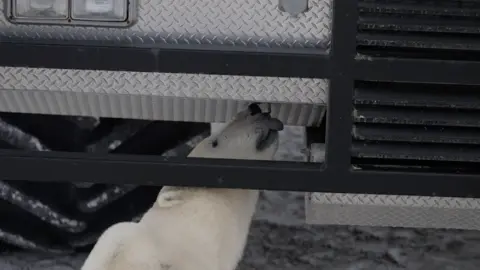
left=188, top=103, right=284, bottom=160
left=247, top=103, right=263, bottom=115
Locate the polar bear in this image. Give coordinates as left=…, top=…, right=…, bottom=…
left=81, top=103, right=284, bottom=270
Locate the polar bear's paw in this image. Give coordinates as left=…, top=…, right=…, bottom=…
left=155, top=186, right=197, bottom=208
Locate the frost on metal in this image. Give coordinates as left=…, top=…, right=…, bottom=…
left=0, top=228, right=68, bottom=253
left=0, top=118, right=49, bottom=151
left=86, top=121, right=151, bottom=153
left=78, top=185, right=137, bottom=213
left=0, top=181, right=86, bottom=233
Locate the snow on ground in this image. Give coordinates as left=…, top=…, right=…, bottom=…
left=2, top=126, right=480, bottom=269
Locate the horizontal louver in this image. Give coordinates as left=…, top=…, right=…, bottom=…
left=352, top=81, right=480, bottom=173
left=357, top=0, right=480, bottom=60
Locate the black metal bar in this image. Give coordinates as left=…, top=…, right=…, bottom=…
left=349, top=170, right=480, bottom=198
left=1, top=41, right=480, bottom=84
left=0, top=149, right=479, bottom=198
left=0, top=42, right=331, bottom=78
left=0, top=150, right=320, bottom=190
left=324, top=0, right=358, bottom=172
left=355, top=58, right=480, bottom=85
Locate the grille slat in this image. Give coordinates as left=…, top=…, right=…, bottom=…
left=352, top=81, right=480, bottom=173
left=353, top=124, right=480, bottom=145
left=354, top=106, right=480, bottom=127
left=358, top=33, right=480, bottom=51
left=359, top=15, right=480, bottom=34
left=359, top=2, right=480, bottom=18
left=353, top=141, right=480, bottom=163
left=354, top=83, right=480, bottom=109
left=358, top=0, right=480, bottom=59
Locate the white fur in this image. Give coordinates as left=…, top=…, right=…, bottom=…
left=81, top=109, right=280, bottom=270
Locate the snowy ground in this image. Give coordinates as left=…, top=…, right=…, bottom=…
left=2, top=126, right=480, bottom=269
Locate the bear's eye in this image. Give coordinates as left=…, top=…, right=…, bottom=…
left=211, top=140, right=218, bottom=148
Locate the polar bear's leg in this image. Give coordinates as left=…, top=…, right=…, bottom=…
left=81, top=222, right=138, bottom=270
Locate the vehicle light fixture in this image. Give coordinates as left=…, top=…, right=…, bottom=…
left=6, top=0, right=135, bottom=27
left=72, top=0, right=128, bottom=21
left=14, top=0, right=68, bottom=19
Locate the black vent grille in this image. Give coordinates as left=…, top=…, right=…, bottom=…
left=357, top=0, right=480, bottom=60
left=352, top=81, right=480, bottom=173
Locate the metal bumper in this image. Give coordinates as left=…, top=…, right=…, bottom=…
left=0, top=67, right=327, bottom=126
left=306, top=192, right=480, bottom=230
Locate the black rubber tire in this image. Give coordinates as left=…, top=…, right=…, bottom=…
left=0, top=112, right=210, bottom=253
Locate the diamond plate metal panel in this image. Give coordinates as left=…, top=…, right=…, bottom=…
left=0, top=67, right=328, bottom=125
left=0, top=67, right=328, bottom=103
left=306, top=193, right=480, bottom=230
left=0, top=0, right=333, bottom=49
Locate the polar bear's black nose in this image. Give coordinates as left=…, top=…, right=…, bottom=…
left=248, top=103, right=262, bottom=115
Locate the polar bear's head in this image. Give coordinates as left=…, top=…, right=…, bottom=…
left=188, top=103, right=284, bottom=161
